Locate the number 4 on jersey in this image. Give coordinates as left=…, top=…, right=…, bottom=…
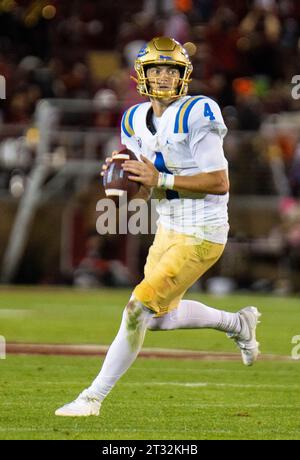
left=204, top=102, right=215, bottom=121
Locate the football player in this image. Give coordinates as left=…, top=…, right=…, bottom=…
left=55, top=37, right=261, bottom=417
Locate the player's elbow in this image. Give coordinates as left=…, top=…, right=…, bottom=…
left=217, top=176, right=230, bottom=194
left=212, top=171, right=230, bottom=195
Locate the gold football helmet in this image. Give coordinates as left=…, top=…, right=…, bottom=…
left=133, top=37, right=193, bottom=99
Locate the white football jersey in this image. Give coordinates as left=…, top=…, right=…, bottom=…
left=121, top=95, right=229, bottom=243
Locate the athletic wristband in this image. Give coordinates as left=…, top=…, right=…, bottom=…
left=157, top=172, right=175, bottom=190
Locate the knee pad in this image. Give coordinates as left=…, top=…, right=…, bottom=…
left=124, top=297, right=153, bottom=350
left=125, top=296, right=153, bottom=330
left=127, top=295, right=153, bottom=314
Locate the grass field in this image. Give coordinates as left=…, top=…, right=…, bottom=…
left=0, top=287, right=299, bottom=440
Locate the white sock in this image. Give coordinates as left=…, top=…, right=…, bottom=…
left=147, top=299, right=241, bottom=334
left=88, top=298, right=153, bottom=401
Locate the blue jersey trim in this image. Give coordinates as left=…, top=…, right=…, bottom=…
left=174, top=96, right=205, bottom=134
left=182, top=97, right=205, bottom=133
left=121, top=104, right=140, bottom=137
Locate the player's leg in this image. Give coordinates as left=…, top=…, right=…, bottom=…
left=144, top=234, right=239, bottom=331
left=134, top=232, right=260, bottom=365
left=55, top=296, right=153, bottom=416
left=147, top=298, right=241, bottom=333
left=55, top=229, right=169, bottom=417
left=133, top=236, right=225, bottom=317
left=147, top=299, right=261, bottom=365
left=140, top=237, right=241, bottom=333
left=87, top=297, right=153, bottom=398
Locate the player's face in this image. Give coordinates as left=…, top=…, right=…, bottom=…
left=146, top=65, right=180, bottom=98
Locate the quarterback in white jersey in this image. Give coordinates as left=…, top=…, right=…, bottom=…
left=55, top=37, right=261, bottom=418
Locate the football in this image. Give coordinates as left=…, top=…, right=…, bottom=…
left=103, top=148, right=140, bottom=200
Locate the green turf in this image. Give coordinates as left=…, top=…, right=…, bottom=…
left=0, top=355, right=299, bottom=440
left=0, top=287, right=299, bottom=440
left=0, top=287, right=300, bottom=354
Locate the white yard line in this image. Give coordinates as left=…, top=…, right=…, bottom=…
left=4, top=380, right=300, bottom=390
left=0, top=428, right=299, bottom=436
left=123, top=382, right=300, bottom=390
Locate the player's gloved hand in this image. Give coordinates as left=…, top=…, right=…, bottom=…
left=100, top=151, right=118, bottom=177
left=122, top=155, right=159, bottom=187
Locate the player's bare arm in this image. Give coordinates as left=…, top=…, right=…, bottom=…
left=122, top=155, right=229, bottom=195
left=172, top=169, right=229, bottom=195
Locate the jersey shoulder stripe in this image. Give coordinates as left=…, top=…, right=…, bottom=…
left=174, top=96, right=205, bottom=134
left=121, top=104, right=141, bottom=137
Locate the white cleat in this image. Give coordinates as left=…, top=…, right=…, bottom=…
left=227, top=306, right=261, bottom=366
left=55, top=389, right=101, bottom=417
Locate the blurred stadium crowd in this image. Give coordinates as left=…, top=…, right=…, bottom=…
left=1, top=0, right=300, bottom=194
left=0, top=0, right=300, bottom=292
